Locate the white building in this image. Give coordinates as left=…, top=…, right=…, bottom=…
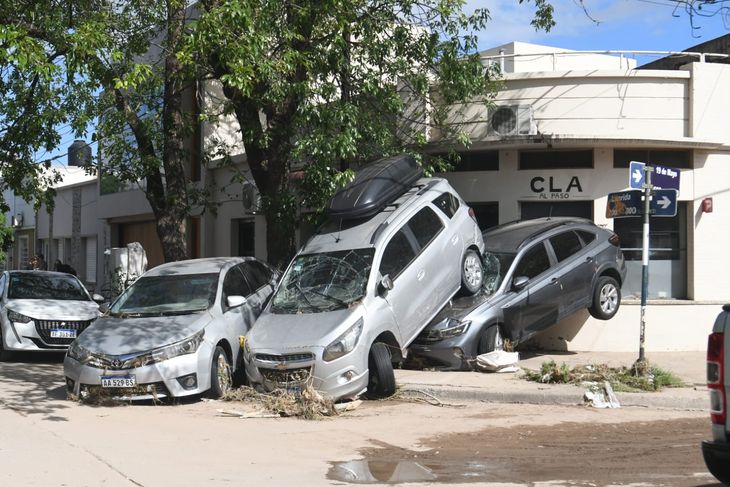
left=430, top=40, right=730, bottom=352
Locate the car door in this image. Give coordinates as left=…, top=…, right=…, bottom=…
left=546, top=230, right=593, bottom=318
left=239, top=260, right=275, bottom=318
left=378, top=228, right=420, bottom=341
left=220, top=265, right=257, bottom=337
left=501, top=242, right=561, bottom=340
left=431, top=192, right=467, bottom=295
left=406, top=206, right=451, bottom=307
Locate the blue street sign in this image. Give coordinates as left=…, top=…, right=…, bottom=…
left=650, top=189, right=678, bottom=217
left=606, top=190, right=642, bottom=218
left=652, top=165, right=680, bottom=191
left=629, top=161, right=645, bottom=189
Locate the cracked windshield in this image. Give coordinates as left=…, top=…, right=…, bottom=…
left=482, top=250, right=515, bottom=294
left=110, top=274, right=219, bottom=317
left=272, top=249, right=375, bottom=313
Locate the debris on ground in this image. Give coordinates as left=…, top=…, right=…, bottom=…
left=584, top=381, right=621, bottom=408
left=475, top=351, right=520, bottom=373
left=221, top=385, right=340, bottom=419
left=391, top=389, right=466, bottom=408
left=522, top=360, right=684, bottom=392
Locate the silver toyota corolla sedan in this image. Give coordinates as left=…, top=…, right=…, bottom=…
left=64, top=257, right=277, bottom=400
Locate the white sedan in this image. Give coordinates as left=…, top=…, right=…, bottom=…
left=0, top=271, right=101, bottom=361
left=64, top=257, right=278, bottom=400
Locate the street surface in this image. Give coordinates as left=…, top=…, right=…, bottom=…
left=0, top=353, right=719, bottom=486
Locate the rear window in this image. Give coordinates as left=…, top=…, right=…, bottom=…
left=432, top=192, right=460, bottom=219
left=8, top=274, right=89, bottom=301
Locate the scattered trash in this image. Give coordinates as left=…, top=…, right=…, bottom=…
left=392, top=389, right=466, bottom=408
left=221, top=385, right=341, bottom=419
left=475, top=351, right=520, bottom=373
left=584, top=381, right=621, bottom=408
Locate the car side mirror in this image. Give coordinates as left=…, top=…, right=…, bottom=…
left=512, top=276, right=530, bottom=292
left=227, top=295, right=247, bottom=308
left=99, top=302, right=110, bottom=314
left=377, top=275, right=394, bottom=297
left=92, top=293, right=105, bottom=303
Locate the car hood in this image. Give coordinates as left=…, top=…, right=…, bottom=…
left=77, top=311, right=210, bottom=355
left=6, top=299, right=99, bottom=320
left=248, top=308, right=356, bottom=349
left=427, top=291, right=500, bottom=328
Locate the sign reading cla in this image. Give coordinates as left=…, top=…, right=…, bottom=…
left=530, top=176, right=583, bottom=200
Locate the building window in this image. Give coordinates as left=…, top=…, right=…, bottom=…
left=520, top=201, right=593, bottom=220
left=612, top=202, right=687, bottom=299
left=234, top=219, right=255, bottom=257
left=85, top=237, right=97, bottom=283
left=519, top=150, right=593, bottom=170
left=469, top=202, right=499, bottom=230
left=427, top=151, right=499, bottom=172
left=613, top=149, right=692, bottom=169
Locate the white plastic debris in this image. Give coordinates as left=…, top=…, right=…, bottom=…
left=584, top=381, right=621, bottom=408
left=475, top=351, right=520, bottom=373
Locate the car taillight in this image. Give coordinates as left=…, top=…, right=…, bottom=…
left=608, top=232, right=620, bottom=246
left=468, top=207, right=477, bottom=223
left=708, top=332, right=726, bottom=425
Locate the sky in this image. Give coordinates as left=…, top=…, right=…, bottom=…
left=470, top=0, right=730, bottom=62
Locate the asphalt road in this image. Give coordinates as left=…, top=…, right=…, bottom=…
left=0, top=353, right=720, bottom=486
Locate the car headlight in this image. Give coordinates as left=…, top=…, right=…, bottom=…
left=124, top=330, right=206, bottom=369
left=67, top=341, right=92, bottom=363
left=419, top=319, right=471, bottom=342
left=323, top=318, right=364, bottom=362
left=7, top=310, right=32, bottom=323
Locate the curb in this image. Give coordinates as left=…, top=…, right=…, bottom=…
left=398, top=382, right=709, bottom=410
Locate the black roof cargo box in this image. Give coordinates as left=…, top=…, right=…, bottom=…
left=327, top=154, right=423, bottom=220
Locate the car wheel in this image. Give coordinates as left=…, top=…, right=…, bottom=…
left=461, top=249, right=483, bottom=295
left=477, top=324, right=505, bottom=355
left=589, top=276, right=621, bottom=320
left=365, top=342, right=396, bottom=399
left=208, top=346, right=232, bottom=399
left=703, top=442, right=730, bottom=485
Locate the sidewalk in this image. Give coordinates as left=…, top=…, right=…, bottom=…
left=395, top=351, right=709, bottom=410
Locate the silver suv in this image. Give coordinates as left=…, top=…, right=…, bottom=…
left=410, top=217, right=626, bottom=369
left=244, top=155, right=484, bottom=400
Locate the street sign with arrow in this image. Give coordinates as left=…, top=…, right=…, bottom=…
left=649, top=189, right=678, bottom=217
left=629, top=161, right=645, bottom=189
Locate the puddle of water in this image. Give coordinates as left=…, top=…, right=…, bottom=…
left=328, top=459, right=496, bottom=484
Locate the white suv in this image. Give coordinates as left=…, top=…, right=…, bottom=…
left=244, top=155, right=484, bottom=401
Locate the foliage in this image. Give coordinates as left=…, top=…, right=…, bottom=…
left=223, top=385, right=339, bottom=420
left=523, top=361, right=685, bottom=392
left=0, top=213, right=14, bottom=264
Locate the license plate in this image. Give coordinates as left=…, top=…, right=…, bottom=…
left=101, top=376, right=136, bottom=388
left=50, top=329, right=76, bottom=339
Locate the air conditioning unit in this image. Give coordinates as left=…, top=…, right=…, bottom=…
left=12, top=213, right=23, bottom=228
left=241, top=183, right=261, bottom=213
left=487, top=105, right=536, bottom=136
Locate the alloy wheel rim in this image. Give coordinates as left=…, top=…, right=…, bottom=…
left=600, top=283, right=618, bottom=313
left=464, top=254, right=482, bottom=288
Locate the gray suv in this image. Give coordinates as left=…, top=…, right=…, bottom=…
left=243, top=155, right=484, bottom=400
left=409, top=217, right=626, bottom=370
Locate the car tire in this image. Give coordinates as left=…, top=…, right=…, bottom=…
left=208, top=346, right=232, bottom=399
left=365, top=342, right=396, bottom=399
left=477, top=324, right=505, bottom=355
left=703, top=442, right=730, bottom=485
left=461, top=249, right=483, bottom=295
left=589, top=276, right=621, bottom=320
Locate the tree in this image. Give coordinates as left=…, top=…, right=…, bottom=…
left=186, top=0, right=556, bottom=268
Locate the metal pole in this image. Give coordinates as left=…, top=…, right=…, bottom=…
left=638, top=166, right=653, bottom=365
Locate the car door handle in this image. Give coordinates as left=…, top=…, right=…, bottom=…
left=417, top=269, right=426, bottom=281
left=549, top=277, right=560, bottom=285
left=585, top=256, right=593, bottom=263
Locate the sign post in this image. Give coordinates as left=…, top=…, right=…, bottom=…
left=607, top=161, right=680, bottom=372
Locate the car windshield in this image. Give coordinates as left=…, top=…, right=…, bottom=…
left=110, top=273, right=218, bottom=317
left=8, top=273, right=90, bottom=301
left=271, top=249, right=375, bottom=314
left=482, top=250, right=516, bottom=294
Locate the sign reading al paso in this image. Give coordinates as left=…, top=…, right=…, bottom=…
left=606, top=190, right=642, bottom=218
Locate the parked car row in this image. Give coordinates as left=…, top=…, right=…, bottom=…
left=1, top=155, right=627, bottom=403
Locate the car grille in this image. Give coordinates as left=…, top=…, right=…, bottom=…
left=80, top=381, right=170, bottom=400
left=34, top=319, right=94, bottom=345
left=259, top=366, right=313, bottom=387
left=255, top=352, right=314, bottom=363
